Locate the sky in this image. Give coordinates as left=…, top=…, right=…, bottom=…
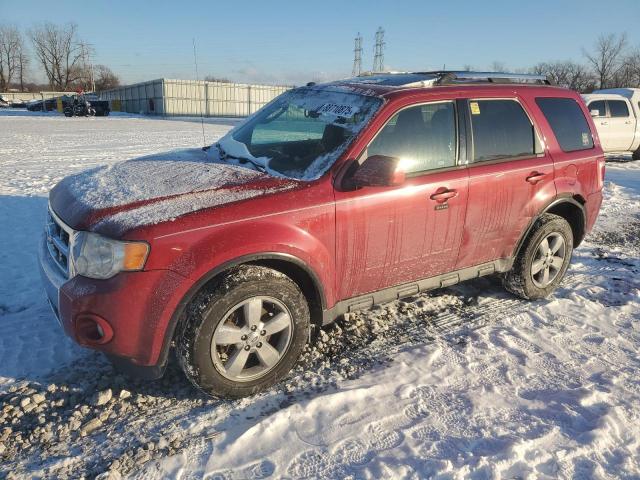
left=2, top=0, right=639, bottom=87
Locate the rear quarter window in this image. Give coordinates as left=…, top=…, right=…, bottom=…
left=536, top=98, right=594, bottom=152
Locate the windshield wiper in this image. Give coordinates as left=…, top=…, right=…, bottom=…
left=216, top=144, right=266, bottom=173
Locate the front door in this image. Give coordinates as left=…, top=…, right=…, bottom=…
left=455, top=97, right=556, bottom=269
left=335, top=101, right=469, bottom=299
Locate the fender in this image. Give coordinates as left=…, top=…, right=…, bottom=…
left=511, top=195, right=587, bottom=259
left=155, top=251, right=327, bottom=370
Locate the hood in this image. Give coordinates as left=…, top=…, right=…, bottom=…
left=49, top=148, right=298, bottom=236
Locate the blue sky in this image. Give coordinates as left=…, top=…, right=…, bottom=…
left=3, top=0, right=639, bottom=86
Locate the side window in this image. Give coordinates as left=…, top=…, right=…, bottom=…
left=587, top=100, right=607, bottom=117
left=368, top=102, right=456, bottom=174
left=469, top=99, right=538, bottom=162
left=608, top=100, right=629, bottom=118
left=536, top=97, right=594, bottom=152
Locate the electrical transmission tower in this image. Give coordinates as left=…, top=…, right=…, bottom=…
left=352, top=32, right=363, bottom=77
left=372, top=27, right=385, bottom=72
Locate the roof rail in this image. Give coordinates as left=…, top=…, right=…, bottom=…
left=417, top=71, right=552, bottom=86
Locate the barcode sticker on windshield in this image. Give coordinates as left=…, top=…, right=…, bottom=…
left=317, top=103, right=359, bottom=117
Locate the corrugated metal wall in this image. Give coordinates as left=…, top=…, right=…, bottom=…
left=100, top=79, right=291, bottom=117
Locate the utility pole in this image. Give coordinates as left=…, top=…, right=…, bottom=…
left=373, top=27, right=385, bottom=73
left=352, top=32, right=363, bottom=77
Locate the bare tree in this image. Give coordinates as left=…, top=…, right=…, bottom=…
left=584, top=33, right=628, bottom=89
left=0, top=25, right=22, bottom=91
left=93, top=64, right=120, bottom=91
left=490, top=61, right=507, bottom=72
left=16, top=44, right=29, bottom=91
left=204, top=75, right=231, bottom=83
left=611, top=49, right=640, bottom=88
left=531, top=61, right=595, bottom=92
left=29, top=22, right=85, bottom=90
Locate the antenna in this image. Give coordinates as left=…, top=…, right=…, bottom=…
left=192, top=38, right=206, bottom=149
left=373, top=27, right=385, bottom=72
left=352, top=32, right=363, bottom=77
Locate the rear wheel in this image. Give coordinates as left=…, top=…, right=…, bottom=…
left=633, top=148, right=640, bottom=160
left=504, top=213, right=574, bottom=300
left=176, top=265, right=310, bottom=398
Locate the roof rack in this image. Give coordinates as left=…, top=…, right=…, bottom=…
left=422, top=71, right=552, bottom=86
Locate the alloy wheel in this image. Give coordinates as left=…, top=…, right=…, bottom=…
left=210, top=296, right=293, bottom=382
left=530, top=232, right=566, bottom=288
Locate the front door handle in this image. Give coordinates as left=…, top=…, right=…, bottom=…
left=430, top=189, right=458, bottom=203
left=600, top=121, right=608, bottom=126
left=526, top=172, right=546, bottom=185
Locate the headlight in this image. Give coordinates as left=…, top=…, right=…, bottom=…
left=71, top=232, right=149, bottom=279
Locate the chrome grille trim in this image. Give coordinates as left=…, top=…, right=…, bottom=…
left=46, top=205, right=76, bottom=279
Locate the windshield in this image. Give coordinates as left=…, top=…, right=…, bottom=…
left=212, top=86, right=382, bottom=181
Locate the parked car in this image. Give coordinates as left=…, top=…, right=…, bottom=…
left=40, top=71, right=605, bottom=398
left=0, top=95, right=10, bottom=108
left=582, top=88, right=640, bottom=159
left=26, top=98, right=58, bottom=112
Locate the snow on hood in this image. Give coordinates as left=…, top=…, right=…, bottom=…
left=50, top=148, right=298, bottom=235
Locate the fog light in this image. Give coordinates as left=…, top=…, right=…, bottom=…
left=75, top=314, right=114, bottom=345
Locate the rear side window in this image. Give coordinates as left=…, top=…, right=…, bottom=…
left=609, top=100, right=629, bottom=117
left=587, top=100, right=607, bottom=117
left=469, top=99, right=538, bottom=162
left=536, top=98, right=594, bottom=152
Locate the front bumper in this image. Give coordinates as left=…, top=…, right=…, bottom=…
left=38, top=235, right=186, bottom=371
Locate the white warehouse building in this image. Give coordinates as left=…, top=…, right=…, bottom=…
left=99, top=78, right=292, bottom=117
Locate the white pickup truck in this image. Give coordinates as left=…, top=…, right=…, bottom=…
left=582, top=88, right=640, bottom=159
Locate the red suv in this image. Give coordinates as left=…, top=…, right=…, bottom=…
left=40, top=72, right=605, bottom=397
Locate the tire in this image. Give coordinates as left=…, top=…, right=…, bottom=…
left=503, top=213, right=574, bottom=300
left=633, top=148, right=640, bottom=161
left=176, top=265, right=310, bottom=398
left=64, top=109, right=73, bottom=117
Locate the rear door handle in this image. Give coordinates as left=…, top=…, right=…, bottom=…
left=430, top=189, right=458, bottom=203
left=526, top=172, right=546, bottom=185
left=600, top=121, right=608, bottom=126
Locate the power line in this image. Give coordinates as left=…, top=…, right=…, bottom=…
left=352, top=32, right=363, bottom=77
left=373, top=27, right=385, bottom=73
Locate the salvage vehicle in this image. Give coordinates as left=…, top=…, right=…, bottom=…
left=40, top=71, right=605, bottom=397
left=582, top=88, right=640, bottom=159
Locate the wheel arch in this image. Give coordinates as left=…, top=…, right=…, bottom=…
left=157, top=252, right=326, bottom=368
left=513, top=196, right=587, bottom=259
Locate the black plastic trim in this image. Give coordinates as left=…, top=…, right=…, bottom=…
left=511, top=196, right=587, bottom=258
left=321, top=258, right=513, bottom=325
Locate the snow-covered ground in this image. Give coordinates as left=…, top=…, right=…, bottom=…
left=0, top=110, right=639, bottom=479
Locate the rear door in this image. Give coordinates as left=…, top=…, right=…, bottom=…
left=455, top=97, right=556, bottom=270
left=606, top=99, right=636, bottom=151
left=334, top=100, right=469, bottom=299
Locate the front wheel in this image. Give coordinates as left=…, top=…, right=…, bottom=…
left=504, top=213, right=574, bottom=300
left=632, top=148, right=640, bottom=160
left=176, top=265, right=310, bottom=398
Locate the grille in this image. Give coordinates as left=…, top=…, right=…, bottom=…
left=46, top=208, right=74, bottom=278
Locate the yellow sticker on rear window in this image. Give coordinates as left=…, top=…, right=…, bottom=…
left=470, top=102, right=481, bottom=115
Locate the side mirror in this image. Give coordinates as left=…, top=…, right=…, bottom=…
left=590, top=109, right=600, bottom=117
left=351, top=155, right=406, bottom=188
